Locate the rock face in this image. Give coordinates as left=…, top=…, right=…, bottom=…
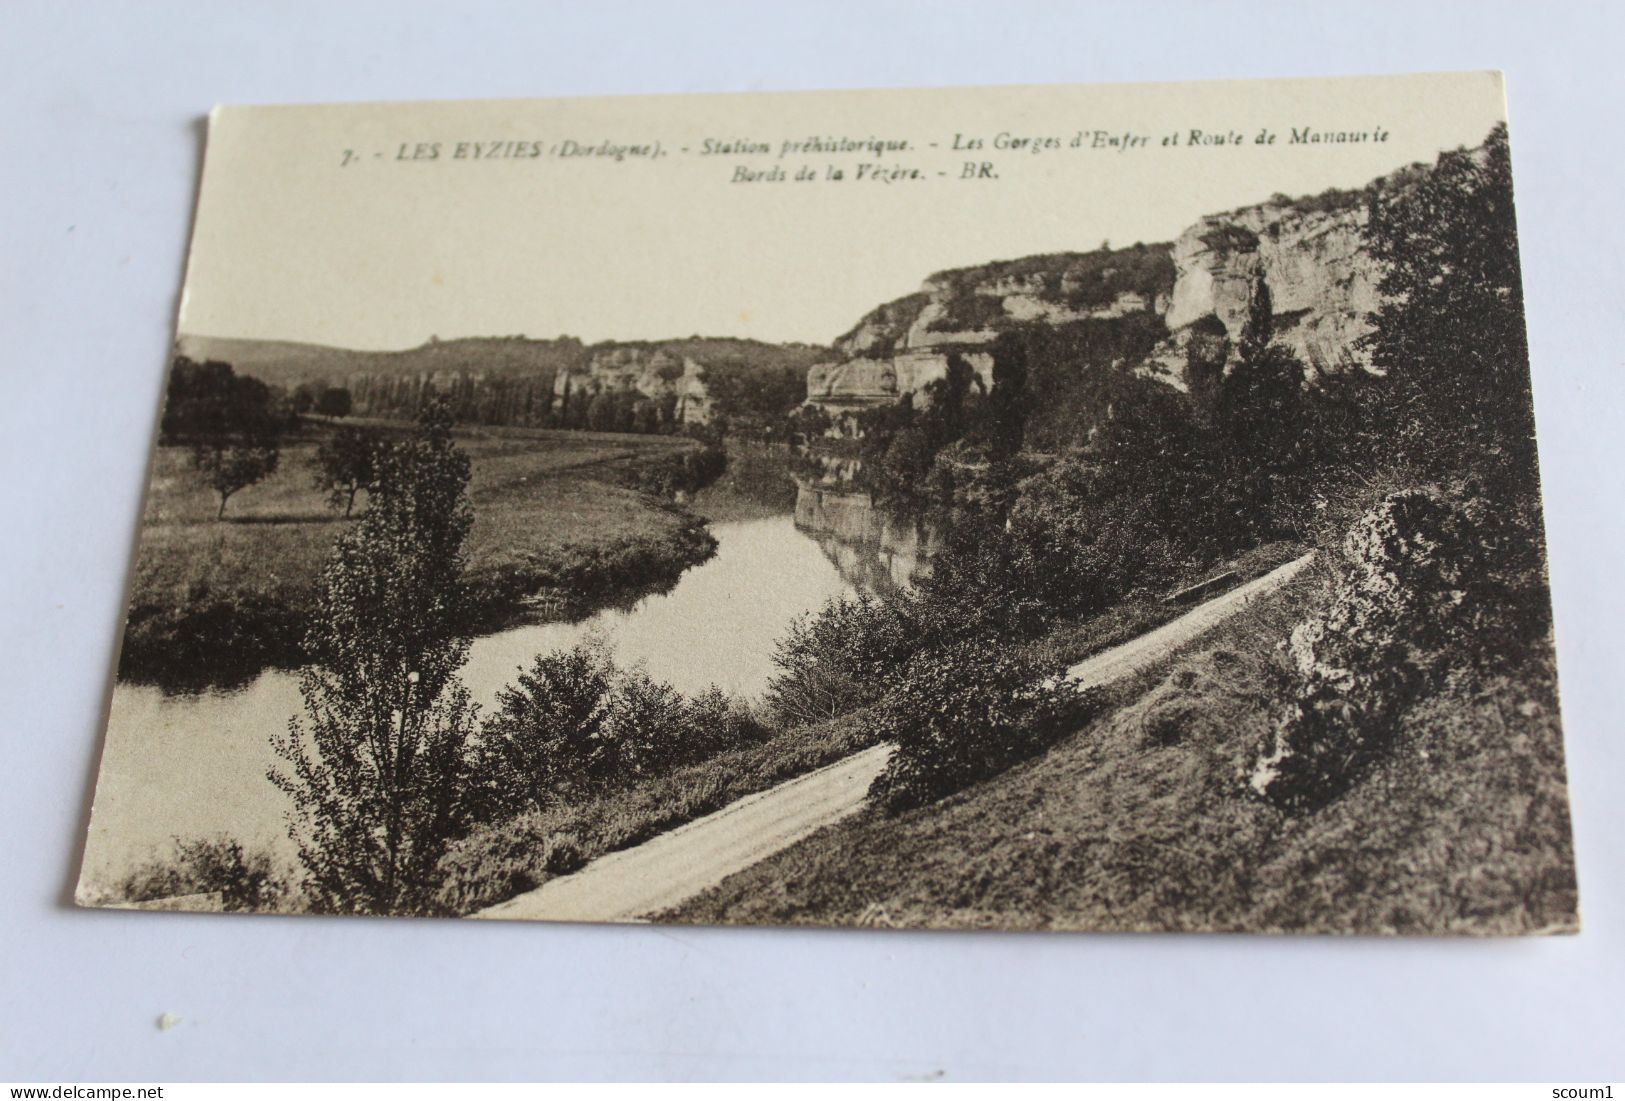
left=1142, top=193, right=1381, bottom=388
left=807, top=249, right=1174, bottom=422
left=810, top=164, right=1417, bottom=420
left=1249, top=488, right=1522, bottom=811
left=806, top=349, right=995, bottom=414
left=554, top=345, right=712, bottom=424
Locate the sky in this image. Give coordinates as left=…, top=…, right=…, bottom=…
left=177, top=71, right=1509, bottom=350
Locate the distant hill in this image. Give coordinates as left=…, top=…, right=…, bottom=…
left=175, top=332, right=830, bottom=430
left=174, top=333, right=591, bottom=388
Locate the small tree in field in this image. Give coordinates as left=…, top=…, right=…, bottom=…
left=165, top=356, right=284, bottom=518
left=195, top=441, right=280, bottom=519
left=271, top=401, right=478, bottom=915
left=313, top=425, right=386, bottom=516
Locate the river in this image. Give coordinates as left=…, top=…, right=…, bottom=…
left=79, top=489, right=934, bottom=895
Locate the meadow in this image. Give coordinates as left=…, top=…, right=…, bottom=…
left=119, top=421, right=715, bottom=689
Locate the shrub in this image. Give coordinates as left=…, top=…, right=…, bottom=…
left=471, top=638, right=770, bottom=822
left=471, top=636, right=620, bottom=817
left=868, top=639, right=1100, bottom=813
left=617, top=444, right=727, bottom=498
left=542, top=834, right=586, bottom=875
left=763, top=593, right=920, bottom=727
left=1252, top=486, right=1553, bottom=811
left=119, top=837, right=290, bottom=912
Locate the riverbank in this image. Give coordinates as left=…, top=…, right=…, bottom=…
left=666, top=555, right=1574, bottom=934
left=117, top=424, right=719, bottom=691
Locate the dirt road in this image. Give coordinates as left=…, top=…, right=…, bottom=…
left=471, top=552, right=1315, bottom=924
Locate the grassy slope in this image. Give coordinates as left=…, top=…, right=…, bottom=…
left=120, top=424, right=712, bottom=687
left=667, top=564, right=1577, bottom=934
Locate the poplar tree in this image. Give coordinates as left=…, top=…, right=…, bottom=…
left=271, top=402, right=478, bottom=915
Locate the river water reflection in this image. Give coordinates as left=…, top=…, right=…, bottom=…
left=82, top=498, right=926, bottom=893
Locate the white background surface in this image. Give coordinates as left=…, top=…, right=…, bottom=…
left=3, top=0, right=1622, bottom=1083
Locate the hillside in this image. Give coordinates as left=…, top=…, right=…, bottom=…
left=175, top=333, right=590, bottom=387
left=669, top=567, right=1575, bottom=934
left=177, top=332, right=829, bottom=430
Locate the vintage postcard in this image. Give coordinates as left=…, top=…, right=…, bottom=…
left=77, top=72, right=1578, bottom=933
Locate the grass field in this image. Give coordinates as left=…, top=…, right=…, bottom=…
left=665, top=565, right=1577, bottom=934
left=119, top=423, right=716, bottom=689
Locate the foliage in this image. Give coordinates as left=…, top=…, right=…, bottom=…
left=119, top=427, right=718, bottom=692
left=868, top=640, right=1097, bottom=813
left=161, top=356, right=286, bottom=444
left=1209, top=279, right=1313, bottom=543
left=436, top=704, right=881, bottom=915
left=312, top=424, right=387, bottom=516
left=615, top=443, right=727, bottom=499
left=164, top=357, right=288, bottom=518
left=469, top=638, right=769, bottom=823
left=271, top=401, right=481, bottom=916
left=1251, top=124, right=1551, bottom=810
left=194, top=441, right=281, bottom=520
left=117, top=837, right=290, bottom=912
left=673, top=577, right=1573, bottom=935
left=851, top=349, right=1011, bottom=502
left=1253, top=486, right=1553, bottom=811
left=314, top=386, right=353, bottom=417
left=763, top=592, right=920, bottom=727
left=1361, top=123, right=1535, bottom=491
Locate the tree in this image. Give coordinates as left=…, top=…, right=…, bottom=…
left=981, top=331, right=1028, bottom=461
left=196, top=441, right=281, bottom=520
left=163, top=356, right=286, bottom=518
left=315, top=386, right=353, bottom=417
left=867, top=639, right=1089, bottom=812
left=290, top=381, right=326, bottom=416
left=162, top=357, right=271, bottom=443
left=1360, top=123, right=1535, bottom=490
left=1212, top=278, right=1309, bottom=542
left=585, top=390, right=616, bottom=432
left=470, top=637, right=766, bottom=821
left=313, top=425, right=386, bottom=516
left=472, top=638, right=619, bottom=817
left=271, top=401, right=479, bottom=915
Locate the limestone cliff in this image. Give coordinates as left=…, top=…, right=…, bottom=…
left=1139, top=188, right=1383, bottom=389
left=808, top=247, right=1174, bottom=418
left=554, top=345, right=713, bottom=425
left=809, top=154, right=1434, bottom=418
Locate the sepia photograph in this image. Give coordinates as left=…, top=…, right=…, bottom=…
left=74, top=72, right=1577, bottom=934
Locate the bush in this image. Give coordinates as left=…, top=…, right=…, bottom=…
left=617, top=444, right=727, bottom=498
left=437, top=706, right=883, bottom=914
left=119, top=837, right=290, bottom=912
left=1252, top=485, right=1553, bottom=811
left=868, top=639, right=1100, bottom=813
left=763, top=593, right=920, bottom=727
left=542, top=834, right=586, bottom=875
left=471, top=638, right=770, bottom=822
